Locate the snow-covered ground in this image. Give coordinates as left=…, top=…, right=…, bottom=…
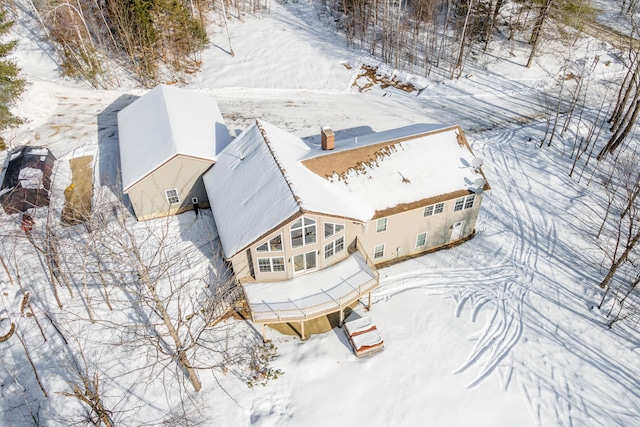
left=2, top=1, right=640, bottom=426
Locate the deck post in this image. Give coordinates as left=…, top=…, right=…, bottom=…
left=300, top=321, right=306, bottom=341
left=367, top=292, right=372, bottom=311
left=261, top=323, right=266, bottom=343
left=339, top=308, right=344, bottom=327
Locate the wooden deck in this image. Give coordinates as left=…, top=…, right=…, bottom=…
left=243, top=245, right=379, bottom=326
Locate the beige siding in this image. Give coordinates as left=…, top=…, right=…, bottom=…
left=358, top=194, right=483, bottom=265
left=126, top=156, right=213, bottom=221
left=230, top=251, right=252, bottom=281
left=232, top=214, right=360, bottom=282
left=230, top=194, right=483, bottom=281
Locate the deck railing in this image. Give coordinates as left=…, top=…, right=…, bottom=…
left=247, top=246, right=379, bottom=324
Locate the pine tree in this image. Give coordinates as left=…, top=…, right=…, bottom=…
left=0, top=8, right=26, bottom=150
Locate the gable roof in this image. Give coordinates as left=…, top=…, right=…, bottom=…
left=203, top=120, right=373, bottom=258
left=117, top=85, right=232, bottom=191
left=205, top=120, right=488, bottom=259
left=303, top=124, right=487, bottom=217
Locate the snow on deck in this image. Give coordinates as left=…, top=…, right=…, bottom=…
left=118, top=84, right=232, bottom=190
left=244, top=251, right=378, bottom=323
left=325, top=126, right=484, bottom=212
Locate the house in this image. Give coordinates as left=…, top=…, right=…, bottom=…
left=117, top=85, right=232, bottom=220
left=203, top=120, right=489, bottom=338
left=0, top=146, right=56, bottom=215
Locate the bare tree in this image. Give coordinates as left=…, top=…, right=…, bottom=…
left=594, top=152, right=640, bottom=308
left=74, top=200, right=239, bottom=393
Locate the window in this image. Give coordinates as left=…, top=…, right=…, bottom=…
left=293, top=251, right=317, bottom=274
left=165, top=189, right=180, bottom=204
left=324, top=222, right=345, bottom=238
left=376, top=218, right=388, bottom=233
left=464, top=195, right=475, bottom=209
left=416, top=232, right=427, bottom=247
left=324, top=236, right=345, bottom=259
left=257, top=257, right=285, bottom=273
left=373, top=244, right=385, bottom=259
left=423, top=202, right=445, bottom=217
left=454, top=195, right=475, bottom=212
left=256, top=234, right=283, bottom=252
left=290, top=217, right=316, bottom=248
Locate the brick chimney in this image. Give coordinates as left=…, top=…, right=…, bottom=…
left=321, top=126, right=335, bottom=150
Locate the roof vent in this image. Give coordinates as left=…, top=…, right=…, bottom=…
left=321, top=126, right=335, bottom=150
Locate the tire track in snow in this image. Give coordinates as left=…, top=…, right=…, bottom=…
left=371, top=126, right=553, bottom=390
left=452, top=281, right=527, bottom=389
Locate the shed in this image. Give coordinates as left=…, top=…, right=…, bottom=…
left=0, top=146, right=56, bottom=215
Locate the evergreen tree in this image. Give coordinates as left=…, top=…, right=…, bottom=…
left=0, top=8, right=26, bottom=150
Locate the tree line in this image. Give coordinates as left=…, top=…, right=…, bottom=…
left=21, top=0, right=268, bottom=87
left=316, top=0, right=595, bottom=78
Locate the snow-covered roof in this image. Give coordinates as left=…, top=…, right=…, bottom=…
left=117, top=85, right=232, bottom=191
left=304, top=124, right=485, bottom=214
left=204, top=120, right=373, bottom=258
left=205, top=121, right=486, bottom=258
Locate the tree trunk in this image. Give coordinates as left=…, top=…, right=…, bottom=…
left=451, top=0, right=473, bottom=79
left=526, top=0, right=552, bottom=68
left=142, top=271, right=202, bottom=392
left=598, top=227, right=640, bottom=291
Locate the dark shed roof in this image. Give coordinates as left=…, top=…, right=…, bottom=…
left=0, top=146, right=56, bottom=214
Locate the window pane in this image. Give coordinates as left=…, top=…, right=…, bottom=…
left=291, top=229, right=303, bottom=248
left=423, top=205, right=434, bottom=217
left=464, top=195, right=475, bottom=209
left=166, top=189, right=179, bottom=204
left=434, top=203, right=444, bottom=214
left=304, top=218, right=316, bottom=225
left=335, top=237, right=344, bottom=253
left=325, top=223, right=334, bottom=238
left=306, top=251, right=317, bottom=270
left=376, top=218, right=387, bottom=232
left=256, top=242, right=268, bottom=252
left=292, top=218, right=302, bottom=228
left=258, top=258, right=271, bottom=272
left=374, top=244, right=384, bottom=259
left=270, top=235, right=282, bottom=251
left=325, top=243, right=334, bottom=259
left=335, top=224, right=344, bottom=233
left=454, top=198, right=464, bottom=212
left=272, top=257, right=285, bottom=271
left=416, top=232, right=427, bottom=247
left=304, top=224, right=316, bottom=245
left=293, top=254, right=305, bottom=272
